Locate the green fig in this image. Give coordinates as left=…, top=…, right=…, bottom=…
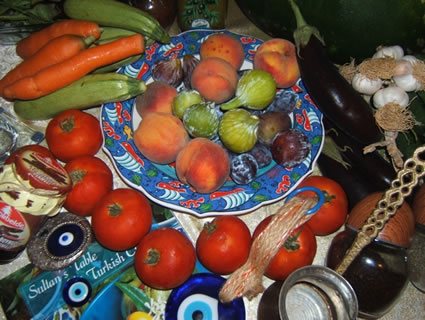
left=220, top=69, right=276, bottom=111
left=172, top=89, right=203, bottom=119
left=218, top=109, right=259, bottom=153
left=183, top=101, right=219, bottom=139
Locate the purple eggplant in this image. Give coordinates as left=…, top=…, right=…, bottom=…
left=288, top=0, right=382, bottom=146
left=323, top=117, right=395, bottom=190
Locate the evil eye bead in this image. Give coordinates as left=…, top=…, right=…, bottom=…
left=166, top=273, right=245, bottom=320
left=177, top=293, right=219, bottom=320
left=47, top=224, right=84, bottom=257
left=27, top=212, right=93, bottom=270
left=63, top=277, right=92, bottom=307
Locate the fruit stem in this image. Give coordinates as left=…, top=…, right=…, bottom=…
left=204, top=221, right=217, bottom=238
left=69, top=169, right=87, bottom=184
left=144, top=248, right=160, bottom=266
left=59, top=114, right=76, bottom=133
left=288, top=0, right=307, bottom=28
left=220, top=97, right=242, bottom=111
left=322, top=190, right=336, bottom=204
left=283, top=229, right=302, bottom=251
left=288, top=0, right=324, bottom=50
left=107, top=203, right=123, bottom=217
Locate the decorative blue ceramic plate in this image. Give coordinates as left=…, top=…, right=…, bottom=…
left=101, top=29, right=324, bottom=217
left=165, top=273, right=245, bottom=320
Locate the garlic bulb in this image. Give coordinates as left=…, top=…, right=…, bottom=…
left=393, top=59, right=413, bottom=77
left=372, top=45, right=404, bottom=59
left=372, top=86, right=409, bottom=109
left=351, top=72, right=383, bottom=95
left=393, top=74, right=423, bottom=92
left=400, top=54, right=421, bottom=65
left=393, top=55, right=423, bottom=92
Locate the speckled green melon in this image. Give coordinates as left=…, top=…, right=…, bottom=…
left=236, top=0, right=425, bottom=63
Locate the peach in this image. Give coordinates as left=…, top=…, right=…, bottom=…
left=134, top=112, right=189, bottom=164
left=200, top=33, right=245, bottom=70
left=190, top=57, right=238, bottom=104
left=135, top=80, right=178, bottom=118
left=253, top=38, right=300, bottom=88
left=176, top=138, right=230, bottom=193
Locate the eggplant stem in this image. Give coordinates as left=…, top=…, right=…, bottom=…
left=288, top=0, right=307, bottom=27
left=288, top=0, right=325, bottom=50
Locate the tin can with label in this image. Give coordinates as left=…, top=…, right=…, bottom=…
left=0, top=145, right=72, bottom=264
left=279, top=265, right=358, bottom=320
left=177, top=0, right=228, bottom=31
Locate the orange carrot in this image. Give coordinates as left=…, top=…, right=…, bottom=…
left=16, top=19, right=102, bottom=59
left=3, top=34, right=144, bottom=100
left=0, top=34, right=96, bottom=95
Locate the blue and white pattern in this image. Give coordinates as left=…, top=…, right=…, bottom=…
left=101, top=29, right=324, bottom=217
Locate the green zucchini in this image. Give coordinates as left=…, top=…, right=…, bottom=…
left=96, top=27, right=155, bottom=47
left=14, top=73, right=146, bottom=120
left=95, top=26, right=139, bottom=45
left=63, top=0, right=171, bottom=44
left=91, top=27, right=155, bottom=73
left=92, top=54, right=143, bottom=73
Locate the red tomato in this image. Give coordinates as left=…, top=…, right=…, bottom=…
left=6, top=144, right=71, bottom=193
left=45, top=109, right=103, bottom=162
left=91, top=188, right=153, bottom=251
left=196, top=215, right=252, bottom=275
left=297, top=175, right=348, bottom=235
left=64, top=156, right=113, bottom=216
left=134, top=227, right=196, bottom=290
left=253, top=215, right=317, bottom=280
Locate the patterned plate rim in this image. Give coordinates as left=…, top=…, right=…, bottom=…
left=100, top=28, right=324, bottom=217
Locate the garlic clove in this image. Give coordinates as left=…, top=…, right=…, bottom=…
left=392, top=55, right=423, bottom=92
left=393, top=73, right=423, bottom=92
left=400, top=54, right=421, bottom=65
left=372, top=45, right=404, bottom=60
left=393, top=60, right=413, bottom=77
left=351, top=72, right=383, bottom=95
left=372, top=85, right=409, bottom=109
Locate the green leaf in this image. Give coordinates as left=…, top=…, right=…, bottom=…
left=251, top=181, right=261, bottom=190
left=115, top=282, right=151, bottom=312
left=21, top=3, right=60, bottom=23
left=147, top=169, right=158, bottom=177
left=0, top=264, right=35, bottom=314
left=396, top=91, right=425, bottom=158
left=200, top=203, right=212, bottom=211
left=253, top=194, right=268, bottom=202
left=105, top=138, right=114, bottom=147
left=118, top=266, right=138, bottom=283
left=131, top=174, right=142, bottom=185
left=0, top=0, right=30, bottom=10
left=311, top=134, right=322, bottom=145
left=0, top=0, right=61, bottom=25
left=150, top=202, right=174, bottom=222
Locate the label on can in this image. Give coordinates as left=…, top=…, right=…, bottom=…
left=177, top=0, right=228, bottom=31
left=0, top=201, right=30, bottom=250
left=0, top=145, right=71, bottom=262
